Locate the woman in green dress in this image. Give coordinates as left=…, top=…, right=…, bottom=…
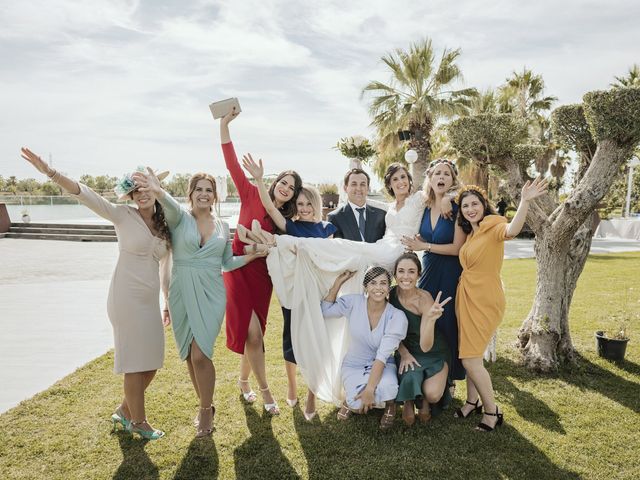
left=134, top=169, right=265, bottom=437
left=391, top=253, right=452, bottom=426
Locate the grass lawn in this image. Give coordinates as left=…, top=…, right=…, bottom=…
left=1, top=252, right=639, bottom=480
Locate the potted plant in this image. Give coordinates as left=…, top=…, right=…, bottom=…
left=319, top=183, right=339, bottom=208
left=595, top=318, right=630, bottom=361
left=21, top=208, right=31, bottom=224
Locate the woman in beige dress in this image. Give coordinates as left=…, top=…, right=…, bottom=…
left=20, top=147, right=172, bottom=440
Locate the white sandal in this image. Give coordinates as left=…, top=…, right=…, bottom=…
left=260, top=386, right=280, bottom=416
left=238, top=378, right=257, bottom=404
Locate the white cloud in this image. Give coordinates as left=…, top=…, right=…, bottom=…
left=1, top=0, right=639, bottom=186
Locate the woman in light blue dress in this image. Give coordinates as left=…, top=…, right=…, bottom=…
left=321, top=267, right=408, bottom=430
left=134, top=170, right=264, bottom=437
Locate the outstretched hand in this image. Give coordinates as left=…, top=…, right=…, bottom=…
left=521, top=176, right=548, bottom=202
left=20, top=147, right=51, bottom=175
left=426, top=291, right=452, bottom=322
left=242, top=153, right=264, bottom=180
left=132, top=168, right=163, bottom=195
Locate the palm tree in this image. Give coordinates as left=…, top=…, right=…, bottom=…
left=612, top=64, right=640, bottom=88
left=362, top=38, right=477, bottom=186
left=498, top=68, right=557, bottom=173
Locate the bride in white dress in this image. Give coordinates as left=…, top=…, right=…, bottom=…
left=264, top=163, right=449, bottom=404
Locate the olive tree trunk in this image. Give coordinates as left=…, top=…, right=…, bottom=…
left=504, top=140, right=627, bottom=371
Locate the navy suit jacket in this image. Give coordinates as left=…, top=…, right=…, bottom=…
left=327, top=203, right=386, bottom=243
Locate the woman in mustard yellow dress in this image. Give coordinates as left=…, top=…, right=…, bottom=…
left=454, top=179, right=547, bottom=431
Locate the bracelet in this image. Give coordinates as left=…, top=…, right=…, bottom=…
left=47, top=168, right=57, bottom=179
left=427, top=243, right=432, bottom=253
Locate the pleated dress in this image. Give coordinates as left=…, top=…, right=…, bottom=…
left=389, top=287, right=451, bottom=415
left=159, top=193, right=246, bottom=360
left=456, top=215, right=510, bottom=358
left=71, top=184, right=169, bottom=373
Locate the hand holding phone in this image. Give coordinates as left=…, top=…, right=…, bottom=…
left=209, top=97, right=242, bottom=119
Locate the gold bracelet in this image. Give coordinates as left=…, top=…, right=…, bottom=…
left=47, top=168, right=57, bottom=178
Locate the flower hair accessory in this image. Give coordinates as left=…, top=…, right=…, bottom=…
left=114, top=166, right=169, bottom=200
left=428, top=158, right=458, bottom=175
left=455, top=184, right=488, bottom=205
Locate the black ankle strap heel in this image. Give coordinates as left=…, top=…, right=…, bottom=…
left=454, top=398, right=483, bottom=419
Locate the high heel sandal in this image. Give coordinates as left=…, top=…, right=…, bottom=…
left=380, top=404, right=396, bottom=431
left=336, top=403, right=352, bottom=421
left=238, top=378, right=257, bottom=404
left=111, top=406, right=130, bottom=431
left=454, top=398, right=483, bottom=419
left=126, top=419, right=165, bottom=440
left=476, top=406, right=504, bottom=432
left=260, top=386, right=280, bottom=416
left=286, top=398, right=298, bottom=408
left=196, top=406, right=215, bottom=438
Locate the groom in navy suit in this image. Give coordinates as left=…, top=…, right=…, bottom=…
left=327, top=168, right=386, bottom=243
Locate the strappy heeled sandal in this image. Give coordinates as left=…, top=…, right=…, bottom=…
left=336, top=403, right=352, bottom=421
left=195, top=406, right=215, bottom=438
left=476, top=407, right=504, bottom=432
left=127, top=419, right=165, bottom=440
left=111, top=405, right=130, bottom=431
left=454, top=398, right=483, bottom=419
left=380, top=405, right=396, bottom=431
left=238, top=378, right=257, bottom=404
left=260, top=386, right=280, bottom=416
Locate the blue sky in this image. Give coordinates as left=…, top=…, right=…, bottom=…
left=1, top=0, right=638, bottom=186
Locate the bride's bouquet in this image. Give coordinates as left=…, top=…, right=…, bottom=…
left=335, top=135, right=376, bottom=164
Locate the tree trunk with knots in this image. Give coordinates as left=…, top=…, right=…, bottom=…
left=502, top=140, right=626, bottom=371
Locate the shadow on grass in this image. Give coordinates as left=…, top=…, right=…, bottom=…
left=174, top=436, right=218, bottom=480
left=496, top=377, right=565, bottom=434
left=610, top=359, right=640, bottom=377
left=494, top=355, right=639, bottom=414
left=233, top=403, right=300, bottom=479
left=292, top=402, right=580, bottom=480
left=112, top=431, right=159, bottom=480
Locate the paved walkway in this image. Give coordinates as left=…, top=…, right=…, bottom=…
left=1, top=237, right=639, bottom=413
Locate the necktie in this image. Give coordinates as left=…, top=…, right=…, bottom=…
left=356, top=207, right=366, bottom=239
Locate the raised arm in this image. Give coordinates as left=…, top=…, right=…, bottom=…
left=506, top=177, right=548, bottom=238
left=323, top=270, right=357, bottom=303
left=241, top=153, right=286, bottom=231
left=219, top=109, right=254, bottom=201
left=20, top=147, right=124, bottom=223
left=20, top=147, right=80, bottom=195
left=132, top=169, right=183, bottom=230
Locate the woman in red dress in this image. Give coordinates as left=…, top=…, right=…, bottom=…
left=220, top=109, right=302, bottom=415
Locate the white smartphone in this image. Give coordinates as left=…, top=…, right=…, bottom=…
left=209, top=97, right=242, bottom=119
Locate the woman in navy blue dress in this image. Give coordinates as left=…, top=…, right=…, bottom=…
left=402, top=159, right=466, bottom=390
left=242, top=154, right=335, bottom=421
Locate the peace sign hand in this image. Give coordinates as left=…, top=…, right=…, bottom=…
left=426, top=291, right=452, bottom=322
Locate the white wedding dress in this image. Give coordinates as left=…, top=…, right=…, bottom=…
left=267, top=191, right=426, bottom=404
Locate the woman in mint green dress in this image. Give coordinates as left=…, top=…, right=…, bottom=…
left=134, top=170, right=264, bottom=437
